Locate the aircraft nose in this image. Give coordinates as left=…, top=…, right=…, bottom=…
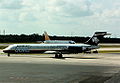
left=3, top=49, right=8, bottom=53
left=3, top=47, right=10, bottom=53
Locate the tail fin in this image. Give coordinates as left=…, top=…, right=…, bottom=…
left=44, top=31, right=50, bottom=41
left=85, top=32, right=111, bottom=46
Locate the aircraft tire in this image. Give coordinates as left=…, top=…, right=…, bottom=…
left=59, top=54, right=63, bottom=58
left=93, top=50, right=98, bottom=53
left=8, top=53, right=10, bottom=57
left=55, top=54, right=58, bottom=58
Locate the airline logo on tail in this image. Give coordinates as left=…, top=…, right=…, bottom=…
left=85, top=32, right=110, bottom=46
left=92, top=37, right=99, bottom=44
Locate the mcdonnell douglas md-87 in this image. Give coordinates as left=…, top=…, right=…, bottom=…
left=3, top=32, right=110, bottom=58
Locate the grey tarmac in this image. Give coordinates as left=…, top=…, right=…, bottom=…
left=0, top=53, right=120, bottom=83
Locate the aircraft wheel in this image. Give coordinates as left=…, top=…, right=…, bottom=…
left=8, top=53, right=10, bottom=57
left=55, top=54, right=58, bottom=58
left=59, top=54, right=63, bottom=58
left=93, top=50, right=98, bottom=53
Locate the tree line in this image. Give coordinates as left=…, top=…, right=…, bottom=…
left=0, top=34, right=120, bottom=43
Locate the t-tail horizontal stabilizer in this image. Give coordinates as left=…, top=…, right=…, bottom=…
left=85, top=32, right=111, bottom=46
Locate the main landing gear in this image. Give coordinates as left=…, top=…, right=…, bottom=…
left=93, top=50, right=98, bottom=53
left=7, top=53, right=10, bottom=57
left=55, top=53, right=63, bottom=58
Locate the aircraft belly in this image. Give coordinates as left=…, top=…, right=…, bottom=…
left=3, top=50, right=46, bottom=53
left=3, top=50, right=15, bottom=53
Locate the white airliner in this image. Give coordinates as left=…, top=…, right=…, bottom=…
left=3, top=32, right=110, bottom=58
left=43, top=31, right=76, bottom=44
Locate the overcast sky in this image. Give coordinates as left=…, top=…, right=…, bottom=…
left=0, top=0, right=119, bottom=37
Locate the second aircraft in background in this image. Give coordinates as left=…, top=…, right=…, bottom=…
left=43, top=31, right=76, bottom=44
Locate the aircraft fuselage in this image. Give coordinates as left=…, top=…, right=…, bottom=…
left=3, top=44, right=98, bottom=54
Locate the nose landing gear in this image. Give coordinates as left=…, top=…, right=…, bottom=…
left=8, top=53, right=10, bottom=57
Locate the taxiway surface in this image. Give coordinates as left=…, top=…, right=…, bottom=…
left=0, top=53, right=120, bottom=83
